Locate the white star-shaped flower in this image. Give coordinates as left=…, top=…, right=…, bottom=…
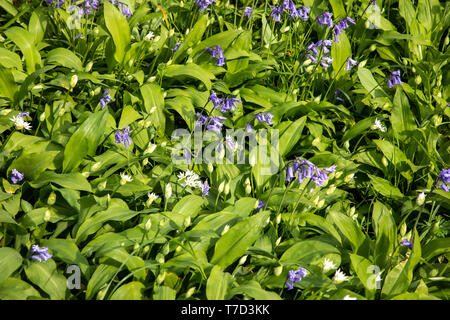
left=322, top=258, right=337, bottom=272
left=120, top=172, right=133, bottom=185
left=10, top=115, right=32, bottom=131
left=333, top=269, right=349, bottom=283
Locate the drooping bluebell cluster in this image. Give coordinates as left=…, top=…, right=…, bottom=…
left=10, top=169, right=24, bottom=184
left=333, top=17, right=356, bottom=42
left=82, top=0, right=100, bottom=15
left=196, top=113, right=227, bottom=133
left=206, top=45, right=225, bottom=66
left=107, top=0, right=132, bottom=17
left=436, top=168, right=450, bottom=192
left=387, top=70, right=402, bottom=88
left=115, top=126, right=133, bottom=150
left=171, top=41, right=181, bottom=52
left=195, top=0, right=218, bottom=11
left=246, top=112, right=274, bottom=132
left=286, top=157, right=336, bottom=187
left=30, top=245, right=52, bottom=263
left=285, top=267, right=308, bottom=290
left=305, top=40, right=333, bottom=63
left=317, top=11, right=333, bottom=28
left=345, top=57, right=358, bottom=71
left=46, top=0, right=64, bottom=8
left=208, top=91, right=241, bottom=113
left=272, top=2, right=310, bottom=22
left=100, top=89, right=112, bottom=109
left=334, top=89, right=345, bottom=102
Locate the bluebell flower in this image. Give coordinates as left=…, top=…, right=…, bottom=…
left=388, top=70, right=402, bottom=88
left=255, top=112, right=273, bottom=126
left=206, top=115, right=227, bottom=132
left=206, top=45, right=225, bottom=66
left=171, top=41, right=180, bottom=52
left=243, top=6, right=253, bottom=18
left=321, top=56, right=333, bottom=69
left=297, top=6, right=310, bottom=21
left=195, top=0, right=218, bottom=11
left=400, top=239, right=413, bottom=249
left=30, top=245, right=52, bottom=263
left=202, top=180, right=210, bottom=197
left=196, top=112, right=208, bottom=127
left=335, top=89, right=345, bottom=102
left=345, top=57, right=357, bottom=71
left=285, top=267, right=307, bottom=290
left=19, top=111, right=30, bottom=118
left=11, top=169, right=24, bottom=184
left=220, top=97, right=241, bottom=113
left=285, top=157, right=335, bottom=187
left=100, top=89, right=112, bottom=109
left=370, top=0, right=377, bottom=9
left=333, top=17, right=355, bottom=42
left=209, top=91, right=223, bottom=110
left=255, top=200, right=265, bottom=212
left=75, top=33, right=84, bottom=39
left=436, top=168, right=450, bottom=192
left=317, top=12, right=333, bottom=28
left=271, top=6, right=283, bottom=22
left=115, top=126, right=133, bottom=150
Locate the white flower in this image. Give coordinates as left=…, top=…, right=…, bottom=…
left=144, top=31, right=154, bottom=41
left=10, top=115, right=32, bottom=131
left=178, top=170, right=203, bottom=189
left=120, top=172, right=133, bottom=185
left=343, top=295, right=357, bottom=300
left=145, top=142, right=157, bottom=154
left=221, top=224, right=230, bottom=235
left=147, top=192, right=159, bottom=207
left=322, top=258, right=337, bottom=272
left=416, top=192, right=425, bottom=206
left=333, top=269, right=349, bottom=283
left=371, top=118, right=386, bottom=132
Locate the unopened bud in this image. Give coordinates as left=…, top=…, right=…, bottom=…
left=133, top=243, right=140, bottom=251
left=156, top=272, right=166, bottom=284
left=70, top=75, right=78, bottom=88
left=184, top=216, right=191, bottom=227
left=312, top=137, right=320, bottom=147
left=165, top=183, right=172, bottom=199
left=274, top=266, right=283, bottom=276
left=91, top=161, right=102, bottom=171
left=245, top=184, right=252, bottom=194
left=185, top=287, right=195, bottom=298
left=175, top=245, right=183, bottom=253
left=276, top=214, right=281, bottom=224
left=317, top=199, right=325, bottom=208
left=142, top=158, right=149, bottom=166
left=344, top=173, right=354, bottom=182
left=44, top=209, right=52, bottom=222
left=238, top=255, right=248, bottom=265
left=327, top=185, right=336, bottom=195
left=349, top=206, right=356, bottom=216
left=305, top=65, right=315, bottom=73
left=187, top=47, right=192, bottom=55
left=313, top=196, right=320, bottom=206
left=281, top=26, right=290, bottom=33
left=381, top=156, right=389, bottom=167
left=415, top=75, right=422, bottom=85
left=344, top=141, right=350, bottom=149
left=144, top=218, right=152, bottom=231
left=97, top=180, right=107, bottom=191
left=143, top=246, right=150, bottom=254
left=145, top=143, right=157, bottom=154
left=148, top=76, right=156, bottom=83
left=58, top=108, right=65, bottom=117
left=224, top=182, right=230, bottom=195
left=432, top=114, right=442, bottom=127
left=221, top=224, right=230, bottom=235
left=47, top=192, right=56, bottom=205
left=169, top=29, right=175, bottom=37
left=359, top=60, right=367, bottom=68
left=275, top=237, right=282, bottom=247
left=207, top=163, right=214, bottom=173
left=369, top=44, right=377, bottom=52
left=157, top=254, right=165, bottom=264
left=416, top=192, right=425, bottom=206
left=85, top=61, right=93, bottom=72
left=218, top=181, right=225, bottom=194
left=335, top=171, right=343, bottom=179
left=302, top=59, right=312, bottom=66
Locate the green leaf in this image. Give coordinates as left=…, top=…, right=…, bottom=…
left=422, top=238, right=450, bottom=261
left=0, top=209, right=17, bottom=224
left=29, top=172, right=92, bottom=192
left=153, top=286, right=176, bottom=300
left=372, top=201, right=396, bottom=267
left=280, top=239, right=341, bottom=266
left=0, top=278, right=40, bottom=300
left=0, top=67, right=18, bottom=101
left=8, top=151, right=59, bottom=181
left=357, top=67, right=388, bottom=98
left=118, top=105, right=142, bottom=129
left=0, top=247, right=23, bottom=285
left=342, top=116, right=377, bottom=142
left=86, top=264, right=118, bottom=300
left=46, top=48, right=83, bottom=71
left=63, top=109, right=108, bottom=173
left=165, top=96, right=196, bottom=131
left=349, top=254, right=377, bottom=296
left=278, top=116, right=306, bottom=156
left=104, top=1, right=130, bottom=64
left=390, top=88, right=417, bottom=138
left=327, top=211, right=366, bottom=252
left=110, top=281, right=145, bottom=300
left=229, top=281, right=282, bottom=300
left=373, top=139, right=414, bottom=182
left=211, top=211, right=270, bottom=269
left=331, top=32, right=351, bottom=80
left=173, top=14, right=208, bottom=63
left=163, top=63, right=214, bottom=91
left=24, top=260, right=66, bottom=300
left=171, top=195, right=206, bottom=218
left=140, top=83, right=165, bottom=136
left=4, top=26, right=41, bottom=73
left=40, top=239, right=90, bottom=276
left=0, top=47, right=23, bottom=70
left=368, top=174, right=404, bottom=200
left=206, top=265, right=233, bottom=300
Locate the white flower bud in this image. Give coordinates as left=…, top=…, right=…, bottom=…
left=218, top=181, right=225, bottom=194
left=142, top=158, right=149, bottom=166
left=70, top=75, right=78, bottom=88
left=312, top=137, right=320, bottom=147
left=145, top=143, right=157, bottom=154
left=145, top=218, right=152, bottom=231
left=415, top=75, right=422, bottom=85
left=317, top=199, right=325, bottom=208
left=156, top=272, right=166, bottom=284
left=133, top=243, right=140, bottom=251
left=207, top=163, right=214, bottom=173
left=221, top=224, right=230, bottom=235
left=175, top=245, right=183, bottom=253
left=143, top=246, right=150, bottom=254
left=97, top=180, right=107, bottom=191
left=169, top=29, right=175, bottom=37
left=184, top=216, right=191, bottom=228
left=85, top=61, right=93, bottom=72
left=47, top=192, right=56, bottom=205
left=327, top=184, right=336, bottom=195
left=185, top=287, right=195, bottom=298
left=148, top=76, right=156, bottom=83
left=91, top=161, right=102, bottom=171
left=432, top=114, right=442, bottom=127
left=344, top=173, right=355, bottom=182
left=302, top=59, right=312, bottom=66
left=416, top=192, right=425, bottom=206
left=245, top=184, right=252, bottom=195
left=370, top=44, right=377, bottom=52
left=281, top=26, right=290, bottom=33
left=58, top=108, right=65, bottom=117
left=335, top=171, right=343, bottom=179
left=187, top=47, right=192, bottom=55
left=224, top=182, right=230, bottom=195
left=274, top=266, right=283, bottom=276
left=276, top=214, right=281, bottom=224
left=305, top=65, right=315, bottom=73
left=44, top=209, right=52, bottom=222
left=275, top=237, right=282, bottom=247
left=165, top=183, right=172, bottom=199
left=238, top=255, right=248, bottom=265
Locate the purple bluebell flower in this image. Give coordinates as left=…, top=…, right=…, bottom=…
left=100, top=89, right=112, bottom=109
left=30, top=245, right=52, bottom=263
left=75, top=33, right=84, bottom=39
left=255, top=112, right=273, bottom=126
left=196, top=112, right=208, bottom=127
left=117, top=1, right=132, bottom=17
left=287, top=1, right=299, bottom=19
left=206, top=115, right=227, bottom=132
left=285, top=157, right=335, bottom=187
left=115, top=126, right=133, bottom=150
left=388, top=70, right=402, bottom=88
left=19, top=111, right=30, bottom=118
left=220, top=97, right=241, bottom=113
left=321, top=56, right=333, bottom=69
left=243, top=6, right=253, bottom=18
left=444, top=103, right=450, bottom=109
left=370, top=0, right=377, bottom=9
left=297, top=6, right=310, bottom=21
left=345, top=57, right=357, bottom=71
left=209, top=91, right=223, bottom=110
left=10, top=169, right=24, bottom=184
left=255, top=200, right=265, bottom=213
left=271, top=6, right=283, bottom=22
left=171, top=41, right=180, bottom=52
left=285, top=267, right=307, bottom=290
left=195, top=0, right=218, bottom=11
left=206, top=45, right=225, bottom=67
left=400, top=239, right=413, bottom=249
left=202, top=180, right=210, bottom=197
left=317, top=12, right=333, bottom=28
left=436, top=168, right=450, bottom=192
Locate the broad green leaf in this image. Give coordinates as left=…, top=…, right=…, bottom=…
left=0, top=278, right=40, bottom=300
left=206, top=265, right=233, bottom=300
left=140, top=83, right=165, bottom=136
left=46, top=48, right=83, bottom=71
left=110, top=281, right=145, bottom=300
left=0, top=209, right=17, bottom=224
left=40, top=239, right=90, bottom=276
left=342, top=116, right=377, bottom=142
left=390, top=88, right=417, bottom=138
left=165, top=96, right=196, bottom=130
left=229, top=281, right=282, bottom=300
left=24, top=260, right=66, bottom=300
left=100, top=248, right=146, bottom=282
left=86, top=264, right=118, bottom=300
left=399, top=0, right=416, bottom=29
left=153, top=286, right=176, bottom=300
left=357, top=67, right=388, bottom=98
left=0, top=0, right=18, bottom=16
left=28, top=10, right=47, bottom=44
left=372, top=201, right=396, bottom=267
left=163, top=64, right=214, bottom=91
left=4, top=26, right=41, bottom=73
left=330, top=0, right=346, bottom=18
left=29, top=172, right=92, bottom=192
left=0, top=247, right=23, bottom=285
left=0, top=48, right=23, bottom=70
left=349, top=254, right=378, bottom=296
left=118, top=105, right=142, bottom=129
left=278, top=116, right=306, bottom=156
left=104, top=1, right=130, bottom=64
left=8, top=151, right=59, bottom=181
left=173, top=14, right=208, bottom=63
left=331, top=32, right=352, bottom=80
left=368, top=174, right=404, bottom=200
left=171, top=195, right=206, bottom=218
left=0, top=68, right=18, bottom=101
left=63, top=109, right=108, bottom=173
left=211, top=211, right=270, bottom=268
left=422, top=238, right=450, bottom=261
left=327, top=211, right=366, bottom=252
left=373, top=139, right=414, bottom=182
left=191, top=29, right=242, bottom=58
left=280, top=239, right=341, bottom=266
